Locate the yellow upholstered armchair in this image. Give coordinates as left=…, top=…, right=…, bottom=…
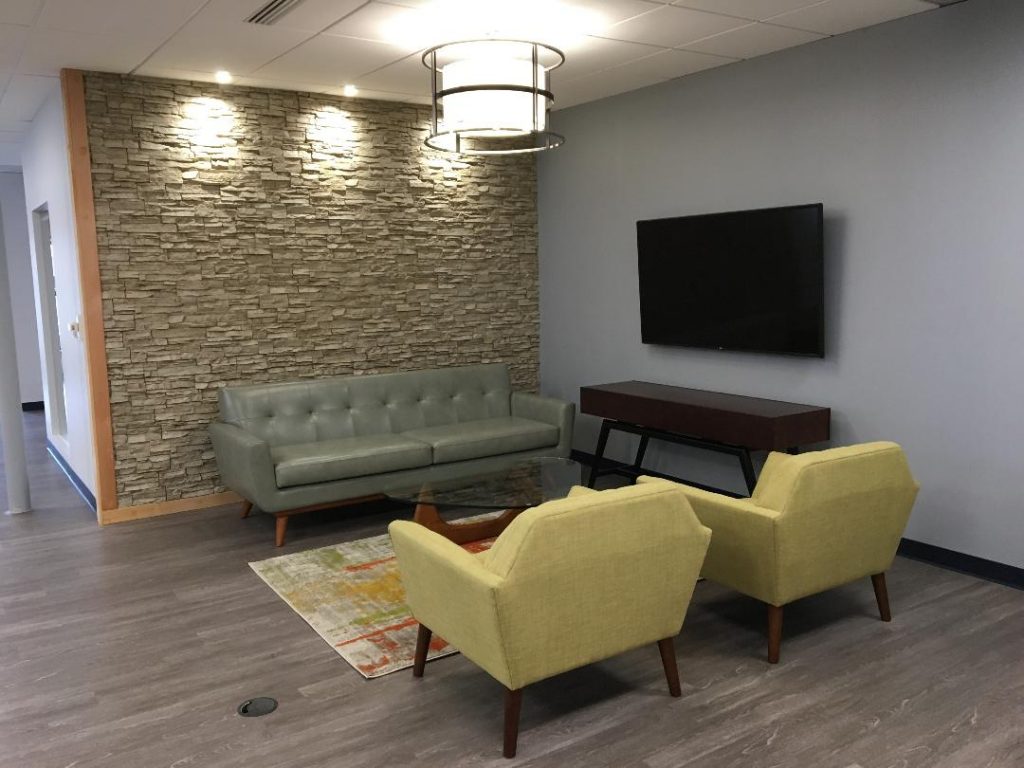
left=389, top=482, right=711, bottom=758
left=643, top=441, right=919, bottom=664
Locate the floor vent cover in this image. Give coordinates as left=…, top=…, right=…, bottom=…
left=237, top=697, right=278, bottom=717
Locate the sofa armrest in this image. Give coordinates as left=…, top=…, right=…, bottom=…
left=388, top=521, right=511, bottom=686
left=208, top=421, right=278, bottom=506
left=638, top=477, right=781, bottom=605
left=511, top=391, right=575, bottom=458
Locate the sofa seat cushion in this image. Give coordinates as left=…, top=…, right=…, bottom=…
left=272, top=435, right=432, bottom=488
left=403, top=417, right=558, bottom=465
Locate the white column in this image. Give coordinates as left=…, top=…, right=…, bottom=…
left=0, top=206, right=31, bottom=514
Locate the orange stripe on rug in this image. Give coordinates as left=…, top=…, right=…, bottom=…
left=344, top=555, right=396, bottom=572
left=336, top=616, right=419, bottom=647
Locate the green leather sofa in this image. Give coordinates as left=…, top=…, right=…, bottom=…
left=209, top=363, right=574, bottom=545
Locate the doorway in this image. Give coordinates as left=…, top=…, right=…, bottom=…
left=31, top=205, right=68, bottom=438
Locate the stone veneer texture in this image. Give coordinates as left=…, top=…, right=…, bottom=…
left=84, top=73, right=539, bottom=507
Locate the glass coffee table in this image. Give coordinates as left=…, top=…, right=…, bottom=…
left=386, top=457, right=582, bottom=544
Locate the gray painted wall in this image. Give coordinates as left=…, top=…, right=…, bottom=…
left=0, top=172, right=43, bottom=403
left=537, top=0, right=1024, bottom=568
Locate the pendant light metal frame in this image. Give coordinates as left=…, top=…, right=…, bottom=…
left=423, top=39, right=565, bottom=155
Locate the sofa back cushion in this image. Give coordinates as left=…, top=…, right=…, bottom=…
left=218, top=363, right=512, bottom=446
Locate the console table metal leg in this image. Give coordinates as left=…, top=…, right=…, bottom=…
left=738, top=449, right=757, bottom=495
left=587, top=420, right=612, bottom=488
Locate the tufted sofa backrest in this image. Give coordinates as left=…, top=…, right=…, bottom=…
left=218, top=364, right=513, bottom=446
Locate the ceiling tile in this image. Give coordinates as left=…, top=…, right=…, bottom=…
left=324, top=84, right=428, bottom=104
left=132, top=67, right=250, bottom=87
left=351, top=53, right=427, bottom=96
left=602, top=5, right=749, bottom=48
left=556, top=47, right=732, bottom=108
left=584, top=0, right=676, bottom=26
left=233, top=75, right=335, bottom=93
left=34, top=0, right=207, bottom=37
left=556, top=58, right=669, bottom=109
left=768, top=0, right=935, bottom=35
left=323, top=1, right=421, bottom=50
left=669, top=1, right=826, bottom=21
left=140, top=20, right=312, bottom=76
left=682, top=21, right=825, bottom=58
left=0, top=24, right=29, bottom=69
left=638, top=47, right=738, bottom=78
left=0, top=74, right=57, bottom=122
left=194, top=0, right=367, bottom=33
left=0, top=0, right=44, bottom=26
left=19, top=27, right=160, bottom=75
left=253, top=35, right=409, bottom=86
left=557, top=36, right=667, bottom=81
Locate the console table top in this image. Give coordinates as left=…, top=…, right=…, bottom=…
left=581, top=381, right=828, bottom=419
left=579, top=381, right=830, bottom=451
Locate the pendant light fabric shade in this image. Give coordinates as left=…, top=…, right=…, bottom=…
left=423, top=39, right=565, bottom=155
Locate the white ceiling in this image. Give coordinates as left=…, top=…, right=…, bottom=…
left=0, top=0, right=957, bottom=164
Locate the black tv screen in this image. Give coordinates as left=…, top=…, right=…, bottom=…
left=637, top=203, right=824, bottom=357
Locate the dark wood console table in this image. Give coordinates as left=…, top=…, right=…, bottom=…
left=580, top=381, right=830, bottom=496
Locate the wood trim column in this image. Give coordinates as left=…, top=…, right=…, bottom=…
left=60, top=68, right=117, bottom=517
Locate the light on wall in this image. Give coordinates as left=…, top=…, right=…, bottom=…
left=181, top=97, right=237, bottom=157
left=423, top=39, right=564, bottom=155
left=307, top=106, right=356, bottom=149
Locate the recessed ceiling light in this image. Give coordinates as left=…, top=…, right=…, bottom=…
left=215, top=70, right=233, bottom=84
left=342, top=84, right=359, bottom=97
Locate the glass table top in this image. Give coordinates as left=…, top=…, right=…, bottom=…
left=386, top=457, right=582, bottom=510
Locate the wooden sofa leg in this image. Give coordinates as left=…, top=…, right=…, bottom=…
left=767, top=604, right=783, bottom=664
left=871, top=573, right=892, bottom=622
left=274, top=515, right=289, bottom=547
left=413, top=624, right=431, bottom=678
left=240, top=501, right=253, bottom=519
left=503, top=687, right=523, bottom=759
left=657, top=637, right=681, bottom=697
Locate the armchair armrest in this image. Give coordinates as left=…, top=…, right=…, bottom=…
left=511, top=391, right=575, bottom=457
left=388, top=521, right=511, bottom=686
left=208, top=421, right=278, bottom=507
left=638, top=477, right=781, bottom=605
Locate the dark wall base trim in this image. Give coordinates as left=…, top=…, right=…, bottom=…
left=21, top=401, right=44, bottom=412
left=46, top=440, right=97, bottom=512
left=572, top=449, right=1023, bottom=591
left=898, top=538, right=1023, bottom=590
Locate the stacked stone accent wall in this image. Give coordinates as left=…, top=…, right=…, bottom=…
left=84, top=73, right=538, bottom=507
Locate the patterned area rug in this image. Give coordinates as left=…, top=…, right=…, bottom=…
left=250, top=527, right=494, bottom=679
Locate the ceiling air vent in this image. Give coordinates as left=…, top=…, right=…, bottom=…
left=245, top=0, right=306, bottom=25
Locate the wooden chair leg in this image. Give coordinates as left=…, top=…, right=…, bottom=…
left=274, top=515, right=289, bottom=547
left=503, top=687, right=523, bottom=759
left=767, top=604, right=783, bottom=664
left=413, top=624, right=431, bottom=678
left=871, top=573, right=892, bottom=622
left=240, top=501, right=252, bottom=519
left=657, top=637, right=681, bottom=697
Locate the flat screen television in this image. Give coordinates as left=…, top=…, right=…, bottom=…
left=637, top=203, right=824, bottom=357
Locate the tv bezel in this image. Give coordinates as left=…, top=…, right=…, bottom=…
left=636, top=202, right=825, bottom=359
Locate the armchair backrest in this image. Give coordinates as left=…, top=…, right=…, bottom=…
left=752, top=441, right=919, bottom=602
left=483, top=483, right=711, bottom=689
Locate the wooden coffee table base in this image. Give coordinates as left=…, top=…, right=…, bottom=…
left=413, top=502, right=525, bottom=545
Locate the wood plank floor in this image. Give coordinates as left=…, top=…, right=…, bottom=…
left=1, top=412, right=1022, bottom=767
